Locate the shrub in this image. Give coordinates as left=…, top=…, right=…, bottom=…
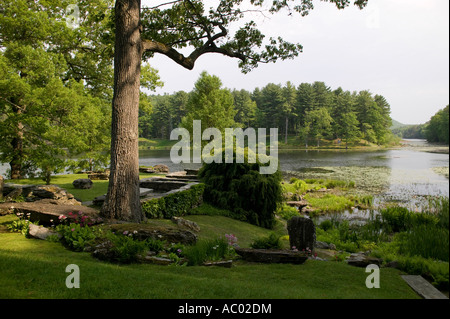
left=199, top=150, right=282, bottom=229
left=142, top=183, right=205, bottom=219
left=319, top=219, right=333, bottom=231
left=56, top=223, right=101, bottom=252
left=292, top=179, right=308, bottom=193
left=104, top=232, right=149, bottom=264
left=250, top=233, right=282, bottom=250
left=277, top=204, right=301, bottom=221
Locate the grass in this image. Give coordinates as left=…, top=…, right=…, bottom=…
left=139, top=138, right=177, bottom=150
left=3, top=173, right=163, bottom=203
left=0, top=228, right=419, bottom=299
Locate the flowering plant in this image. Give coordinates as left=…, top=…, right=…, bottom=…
left=58, top=211, right=103, bottom=227
left=225, top=234, right=238, bottom=247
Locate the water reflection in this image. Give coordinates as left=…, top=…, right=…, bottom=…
left=1, top=141, right=448, bottom=207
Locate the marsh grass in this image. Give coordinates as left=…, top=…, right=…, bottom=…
left=304, top=193, right=355, bottom=213
left=317, top=197, right=450, bottom=289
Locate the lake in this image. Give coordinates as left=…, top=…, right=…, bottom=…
left=1, top=139, right=448, bottom=208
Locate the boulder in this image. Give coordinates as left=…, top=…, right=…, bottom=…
left=287, top=216, right=316, bottom=252
left=88, top=173, right=109, bottom=180
left=72, top=179, right=93, bottom=189
left=153, top=164, right=169, bottom=173
left=2, top=184, right=35, bottom=199
left=5, top=188, right=23, bottom=201
left=27, top=185, right=76, bottom=202
left=286, top=200, right=309, bottom=209
left=171, top=216, right=200, bottom=232
left=235, top=248, right=308, bottom=264
left=28, top=224, right=61, bottom=240
left=185, top=169, right=199, bottom=176
left=346, top=252, right=382, bottom=267
left=93, top=194, right=106, bottom=206
left=139, top=167, right=157, bottom=174
left=315, top=241, right=336, bottom=250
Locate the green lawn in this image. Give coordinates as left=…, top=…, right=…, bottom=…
left=3, top=173, right=162, bottom=203
left=0, top=215, right=419, bottom=299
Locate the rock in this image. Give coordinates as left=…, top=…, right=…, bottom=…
left=0, top=201, right=99, bottom=225
left=142, top=256, right=173, bottom=265
left=27, top=185, right=76, bottom=202
left=166, top=171, right=200, bottom=181
left=286, top=200, right=308, bottom=209
left=185, top=169, right=199, bottom=176
left=171, top=216, right=200, bottom=232
left=235, top=248, right=308, bottom=264
left=72, top=179, right=93, bottom=189
left=139, top=167, right=157, bottom=174
left=5, top=188, right=23, bottom=201
left=93, top=195, right=106, bottom=206
left=287, top=216, right=316, bottom=253
left=315, top=248, right=338, bottom=260
left=140, top=178, right=188, bottom=192
left=28, top=224, right=61, bottom=240
left=203, top=260, right=233, bottom=268
left=2, top=184, right=35, bottom=198
left=301, top=207, right=316, bottom=215
left=88, top=173, right=109, bottom=180
left=153, top=164, right=169, bottom=173
left=105, top=223, right=197, bottom=245
left=384, top=261, right=400, bottom=269
left=91, top=240, right=115, bottom=261
left=315, top=241, right=332, bottom=249
left=346, top=252, right=382, bottom=267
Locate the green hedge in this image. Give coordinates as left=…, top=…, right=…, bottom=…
left=141, top=184, right=205, bottom=219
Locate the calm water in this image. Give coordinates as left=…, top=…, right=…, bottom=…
left=2, top=140, right=448, bottom=205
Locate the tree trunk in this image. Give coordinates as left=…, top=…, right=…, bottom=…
left=100, top=0, right=144, bottom=222
left=9, top=106, right=24, bottom=179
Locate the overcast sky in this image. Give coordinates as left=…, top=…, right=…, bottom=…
left=142, top=0, right=449, bottom=125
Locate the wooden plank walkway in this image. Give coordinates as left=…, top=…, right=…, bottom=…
left=401, top=275, right=448, bottom=299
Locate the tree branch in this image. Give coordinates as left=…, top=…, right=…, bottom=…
left=142, top=38, right=247, bottom=70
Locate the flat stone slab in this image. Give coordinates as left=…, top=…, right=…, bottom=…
left=0, top=201, right=100, bottom=225
left=140, top=178, right=188, bottom=192
left=235, top=248, right=308, bottom=264
left=401, top=275, right=448, bottom=299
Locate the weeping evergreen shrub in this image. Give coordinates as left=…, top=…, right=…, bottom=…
left=198, top=150, right=282, bottom=229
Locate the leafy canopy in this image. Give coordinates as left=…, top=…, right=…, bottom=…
left=141, top=0, right=368, bottom=72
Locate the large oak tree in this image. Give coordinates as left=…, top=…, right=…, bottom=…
left=101, top=0, right=369, bottom=222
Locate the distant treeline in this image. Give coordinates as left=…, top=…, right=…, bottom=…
left=392, top=105, right=449, bottom=144
left=140, top=74, right=396, bottom=147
